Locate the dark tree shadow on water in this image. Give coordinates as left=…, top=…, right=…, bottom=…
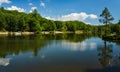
left=85, top=40, right=120, bottom=72
left=97, top=41, right=113, bottom=68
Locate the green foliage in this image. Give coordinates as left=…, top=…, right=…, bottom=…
left=18, top=15, right=26, bottom=32
left=55, top=21, right=63, bottom=31
left=1, top=7, right=120, bottom=35
left=0, top=11, right=6, bottom=31
left=99, top=7, right=114, bottom=36
left=118, top=20, right=120, bottom=24
left=99, top=7, right=114, bottom=25
left=61, top=22, right=67, bottom=31
left=6, top=14, right=18, bottom=32
left=0, top=7, right=98, bottom=33
left=115, top=24, right=120, bottom=34
left=48, top=20, right=56, bottom=31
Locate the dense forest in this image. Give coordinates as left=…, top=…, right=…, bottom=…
left=0, top=7, right=120, bottom=34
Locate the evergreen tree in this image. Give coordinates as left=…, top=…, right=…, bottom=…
left=99, top=7, right=114, bottom=36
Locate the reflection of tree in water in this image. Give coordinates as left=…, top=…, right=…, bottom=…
left=97, top=41, right=113, bottom=67
left=111, top=52, right=120, bottom=66
left=101, top=39, right=120, bottom=66
left=0, top=34, right=91, bottom=58
left=0, top=35, right=48, bottom=58
left=38, top=33, right=92, bottom=42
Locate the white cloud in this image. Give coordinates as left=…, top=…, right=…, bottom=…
left=60, top=12, right=88, bottom=21
left=89, top=14, right=98, bottom=19
left=45, top=12, right=98, bottom=21
left=85, top=22, right=92, bottom=24
left=6, top=6, right=25, bottom=12
left=0, top=0, right=11, bottom=5
left=40, top=2, right=45, bottom=8
left=29, top=3, right=33, bottom=6
left=29, top=6, right=37, bottom=13
left=45, top=16, right=55, bottom=20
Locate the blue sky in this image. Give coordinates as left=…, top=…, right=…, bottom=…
left=0, top=0, right=120, bottom=25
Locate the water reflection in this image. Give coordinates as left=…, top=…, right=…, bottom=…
left=62, top=41, right=97, bottom=51
left=0, top=34, right=120, bottom=72
left=0, top=35, right=55, bottom=58
left=0, top=34, right=92, bottom=58
left=97, top=41, right=113, bottom=67
left=0, top=58, right=10, bottom=66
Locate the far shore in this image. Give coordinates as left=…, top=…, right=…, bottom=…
left=0, top=32, right=35, bottom=36
left=0, top=31, right=84, bottom=36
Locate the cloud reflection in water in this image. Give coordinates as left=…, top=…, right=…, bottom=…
left=0, top=58, right=10, bottom=66
left=62, top=41, right=97, bottom=51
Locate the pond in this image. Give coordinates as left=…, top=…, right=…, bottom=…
left=0, top=34, right=120, bottom=72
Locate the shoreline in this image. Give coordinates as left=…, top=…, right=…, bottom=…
left=102, top=35, right=120, bottom=41
left=0, top=32, right=35, bottom=36
left=0, top=31, right=84, bottom=36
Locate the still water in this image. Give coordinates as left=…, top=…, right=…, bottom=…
left=0, top=34, right=120, bottom=72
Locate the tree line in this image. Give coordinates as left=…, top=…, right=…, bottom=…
left=0, top=7, right=92, bottom=33
left=0, top=7, right=120, bottom=34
